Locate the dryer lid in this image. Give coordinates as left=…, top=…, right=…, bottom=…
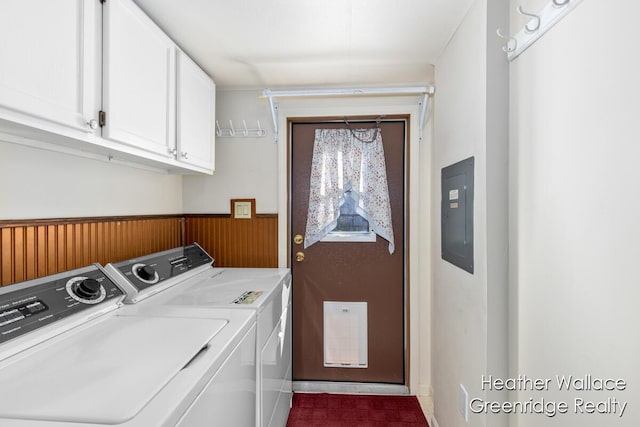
left=167, top=268, right=289, bottom=308
left=0, top=315, right=227, bottom=424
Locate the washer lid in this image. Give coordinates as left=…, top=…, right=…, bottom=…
left=0, top=315, right=227, bottom=424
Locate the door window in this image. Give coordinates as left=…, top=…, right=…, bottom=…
left=321, top=190, right=376, bottom=242
left=304, top=128, right=395, bottom=253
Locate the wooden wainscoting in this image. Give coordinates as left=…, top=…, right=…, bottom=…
left=0, top=213, right=279, bottom=287
left=184, top=214, right=278, bottom=268
left=0, top=216, right=183, bottom=287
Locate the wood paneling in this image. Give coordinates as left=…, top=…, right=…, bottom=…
left=0, top=214, right=279, bottom=287
left=0, top=216, right=183, bottom=287
left=185, top=214, right=278, bottom=268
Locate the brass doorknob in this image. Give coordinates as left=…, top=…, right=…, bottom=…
left=293, top=234, right=303, bottom=245
left=295, top=251, right=305, bottom=262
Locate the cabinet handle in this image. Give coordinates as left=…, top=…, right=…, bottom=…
left=168, top=148, right=177, bottom=156
left=181, top=152, right=189, bottom=160
left=86, top=119, right=98, bottom=130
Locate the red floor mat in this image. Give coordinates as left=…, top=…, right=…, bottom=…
left=286, top=393, right=430, bottom=427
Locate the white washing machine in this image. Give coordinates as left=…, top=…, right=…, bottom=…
left=0, top=264, right=255, bottom=427
left=104, top=243, right=292, bottom=427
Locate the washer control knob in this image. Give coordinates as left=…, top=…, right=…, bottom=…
left=136, top=265, right=157, bottom=281
left=74, top=278, right=102, bottom=299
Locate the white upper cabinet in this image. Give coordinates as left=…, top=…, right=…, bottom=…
left=102, top=0, right=176, bottom=158
left=0, top=0, right=215, bottom=174
left=0, top=0, right=101, bottom=134
left=177, top=51, right=215, bottom=171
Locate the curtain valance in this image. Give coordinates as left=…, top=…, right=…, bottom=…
left=304, top=128, right=395, bottom=254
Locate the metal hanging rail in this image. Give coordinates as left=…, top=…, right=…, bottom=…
left=262, top=85, right=435, bottom=143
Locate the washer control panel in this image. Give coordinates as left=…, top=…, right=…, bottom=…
left=0, top=265, right=124, bottom=345
left=110, top=243, right=213, bottom=292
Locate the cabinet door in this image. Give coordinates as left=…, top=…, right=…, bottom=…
left=0, top=0, right=100, bottom=134
left=103, top=0, right=176, bottom=157
left=177, top=51, right=215, bottom=171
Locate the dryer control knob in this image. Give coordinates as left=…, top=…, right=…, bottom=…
left=75, top=278, right=102, bottom=299
left=136, top=265, right=157, bottom=281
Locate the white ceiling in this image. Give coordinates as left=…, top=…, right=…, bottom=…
left=133, top=0, right=474, bottom=89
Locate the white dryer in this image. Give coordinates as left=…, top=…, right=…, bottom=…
left=105, top=244, right=292, bottom=427
left=166, top=267, right=293, bottom=427
left=0, top=264, right=255, bottom=427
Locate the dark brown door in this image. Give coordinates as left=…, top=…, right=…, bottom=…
left=290, top=119, right=406, bottom=383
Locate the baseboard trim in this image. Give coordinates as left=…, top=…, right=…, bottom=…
left=430, top=414, right=440, bottom=427
left=417, top=394, right=434, bottom=417
left=293, top=381, right=409, bottom=395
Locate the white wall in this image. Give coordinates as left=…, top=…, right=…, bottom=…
left=0, top=141, right=182, bottom=219
left=510, top=1, right=640, bottom=426
left=431, top=0, right=509, bottom=427
left=485, top=0, right=510, bottom=426
left=432, top=1, right=488, bottom=426
left=182, top=89, right=278, bottom=214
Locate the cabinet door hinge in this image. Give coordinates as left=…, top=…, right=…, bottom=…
left=98, top=110, right=106, bottom=127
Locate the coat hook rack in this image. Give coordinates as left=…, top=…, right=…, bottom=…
left=517, top=5, right=541, bottom=33
left=496, top=28, right=517, bottom=53
left=216, top=119, right=267, bottom=138
left=499, top=0, right=582, bottom=61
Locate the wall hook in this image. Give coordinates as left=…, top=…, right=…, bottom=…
left=256, top=120, right=266, bottom=137
left=215, top=119, right=268, bottom=138
left=496, top=28, right=517, bottom=53
left=552, top=0, right=570, bottom=6
left=517, top=5, right=541, bottom=32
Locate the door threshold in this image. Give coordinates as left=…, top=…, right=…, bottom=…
left=293, top=381, right=409, bottom=395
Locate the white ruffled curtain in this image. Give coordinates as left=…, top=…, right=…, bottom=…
left=304, top=128, right=395, bottom=254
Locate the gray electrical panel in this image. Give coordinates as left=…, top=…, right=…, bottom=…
left=441, top=157, right=474, bottom=273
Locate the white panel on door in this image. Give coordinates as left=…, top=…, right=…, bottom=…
left=323, top=301, right=368, bottom=368
left=103, top=0, right=175, bottom=157
left=0, top=0, right=100, bottom=133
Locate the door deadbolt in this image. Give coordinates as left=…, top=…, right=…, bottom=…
left=295, top=252, right=305, bottom=262
left=293, top=234, right=303, bottom=245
